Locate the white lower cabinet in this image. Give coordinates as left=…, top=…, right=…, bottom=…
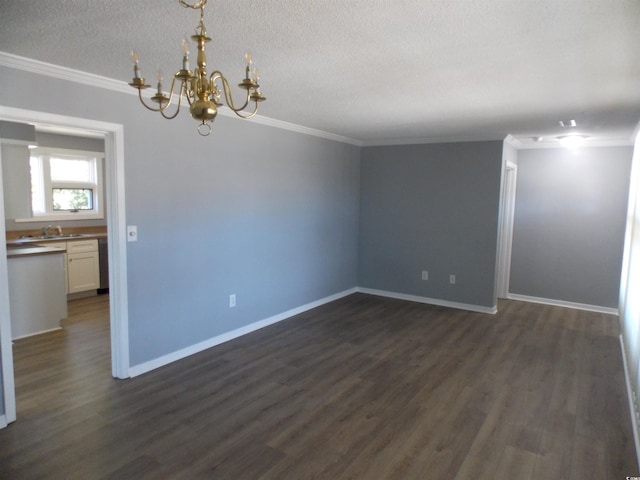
left=67, top=240, right=100, bottom=293
left=40, top=239, right=100, bottom=294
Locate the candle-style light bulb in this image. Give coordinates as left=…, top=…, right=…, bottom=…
left=182, top=38, right=190, bottom=70
left=131, top=50, right=141, bottom=79
left=254, top=68, right=262, bottom=94
left=156, top=68, right=163, bottom=94
left=245, top=52, right=253, bottom=79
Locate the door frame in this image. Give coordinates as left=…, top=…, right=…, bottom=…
left=497, top=160, right=518, bottom=299
left=0, top=106, right=129, bottom=426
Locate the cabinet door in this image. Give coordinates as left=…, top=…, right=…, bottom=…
left=67, top=251, right=100, bottom=293
left=38, top=242, right=68, bottom=293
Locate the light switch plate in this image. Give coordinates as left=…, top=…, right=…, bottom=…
left=127, top=225, right=138, bottom=242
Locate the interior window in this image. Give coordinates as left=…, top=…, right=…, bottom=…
left=29, top=147, right=104, bottom=220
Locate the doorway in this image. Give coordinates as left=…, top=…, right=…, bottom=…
left=0, top=106, right=129, bottom=426
left=497, top=161, right=518, bottom=299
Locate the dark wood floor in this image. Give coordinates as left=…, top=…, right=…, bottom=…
left=0, top=293, right=637, bottom=479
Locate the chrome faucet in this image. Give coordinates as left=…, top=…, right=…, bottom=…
left=42, top=225, right=62, bottom=236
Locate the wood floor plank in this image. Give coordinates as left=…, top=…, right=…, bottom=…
left=0, top=293, right=637, bottom=479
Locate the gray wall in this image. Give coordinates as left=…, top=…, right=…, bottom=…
left=358, top=141, right=504, bottom=309
left=2, top=132, right=106, bottom=231
left=510, top=146, right=633, bottom=308
left=0, top=65, right=361, bottom=368
left=1, top=143, right=31, bottom=221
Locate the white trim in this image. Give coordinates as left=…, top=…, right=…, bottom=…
left=356, top=287, right=498, bottom=315
left=0, top=107, right=130, bottom=427
left=248, top=114, right=363, bottom=146
left=0, top=51, right=362, bottom=147
left=104, top=125, right=130, bottom=379
left=12, top=327, right=62, bottom=341
left=0, top=52, right=132, bottom=96
left=360, top=133, right=634, bottom=148
left=503, top=134, right=523, bottom=149
left=0, top=142, right=17, bottom=425
left=633, top=119, right=640, bottom=142
left=507, top=293, right=618, bottom=315
left=0, top=414, right=6, bottom=429
left=496, top=157, right=517, bottom=299
left=510, top=138, right=633, bottom=150
left=362, top=135, right=506, bottom=147
left=619, top=335, right=640, bottom=468
left=129, top=288, right=357, bottom=377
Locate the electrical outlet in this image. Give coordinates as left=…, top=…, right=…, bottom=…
left=229, top=294, right=236, bottom=308
left=421, top=270, right=429, bottom=281
left=449, top=275, right=456, bottom=284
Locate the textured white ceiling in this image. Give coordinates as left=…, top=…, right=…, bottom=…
left=1, top=0, right=639, bottom=146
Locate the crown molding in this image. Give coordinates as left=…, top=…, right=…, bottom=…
left=503, top=134, right=522, bottom=149
left=0, top=51, right=362, bottom=147
left=0, top=52, right=133, bottom=96
left=514, top=138, right=633, bottom=149
left=361, top=134, right=504, bottom=147
left=248, top=114, right=363, bottom=146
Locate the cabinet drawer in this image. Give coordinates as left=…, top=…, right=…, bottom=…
left=67, top=239, right=98, bottom=254
left=38, top=241, right=67, bottom=250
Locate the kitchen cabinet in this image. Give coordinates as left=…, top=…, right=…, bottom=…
left=39, top=239, right=100, bottom=294
left=67, top=239, right=100, bottom=293
left=7, top=246, right=67, bottom=339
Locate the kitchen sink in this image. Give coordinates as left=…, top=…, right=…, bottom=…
left=18, top=233, right=87, bottom=240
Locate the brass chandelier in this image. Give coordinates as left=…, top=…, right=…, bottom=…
left=129, top=0, right=266, bottom=136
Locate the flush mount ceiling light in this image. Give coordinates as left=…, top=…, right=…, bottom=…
left=128, top=0, right=266, bottom=136
left=557, top=134, right=588, bottom=149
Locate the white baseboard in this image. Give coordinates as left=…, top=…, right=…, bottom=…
left=507, top=293, right=618, bottom=315
left=619, top=335, right=640, bottom=468
left=12, top=327, right=62, bottom=341
left=129, top=288, right=357, bottom=377
left=0, top=414, right=7, bottom=429
left=356, top=287, right=498, bottom=314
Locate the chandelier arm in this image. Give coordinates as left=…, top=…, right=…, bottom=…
left=158, top=89, right=183, bottom=120
left=230, top=102, right=259, bottom=119
left=156, top=77, right=183, bottom=119
left=136, top=88, right=165, bottom=113
left=178, top=0, right=207, bottom=10
left=183, top=80, right=195, bottom=107
left=212, top=71, right=252, bottom=114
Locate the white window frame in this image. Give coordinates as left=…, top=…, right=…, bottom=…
left=23, top=147, right=104, bottom=222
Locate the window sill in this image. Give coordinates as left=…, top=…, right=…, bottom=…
left=15, top=213, right=104, bottom=223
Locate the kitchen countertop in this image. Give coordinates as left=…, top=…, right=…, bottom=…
left=6, top=232, right=107, bottom=246
left=6, top=244, right=67, bottom=258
